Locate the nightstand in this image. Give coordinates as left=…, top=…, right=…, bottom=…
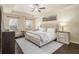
left=57, top=31, right=70, bottom=44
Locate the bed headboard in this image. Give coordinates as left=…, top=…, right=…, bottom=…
left=40, top=20, right=59, bottom=28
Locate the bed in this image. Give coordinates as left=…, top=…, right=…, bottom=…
left=25, top=27, right=57, bottom=48
left=25, top=20, right=59, bottom=47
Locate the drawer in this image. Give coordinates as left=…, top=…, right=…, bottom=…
left=57, top=31, right=70, bottom=44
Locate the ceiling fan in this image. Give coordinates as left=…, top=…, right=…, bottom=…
left=31, top=4, right=46, bottom=12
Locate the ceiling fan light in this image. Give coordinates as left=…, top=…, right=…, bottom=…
left=35, top=8, right=38, bottom=11
left=30, top=4, right=45, bottom=12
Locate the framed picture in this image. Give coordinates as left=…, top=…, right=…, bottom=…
left=57, top=31, right=70, bottom=44
left=43, top=16, right=57, bottom=21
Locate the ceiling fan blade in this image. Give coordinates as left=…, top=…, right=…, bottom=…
left=38, top=10, right=41, bottom=12
left=39, top=7, right=45, bottom=9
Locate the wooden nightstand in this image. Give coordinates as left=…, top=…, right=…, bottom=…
left=57, top=31, right=70, bottom=44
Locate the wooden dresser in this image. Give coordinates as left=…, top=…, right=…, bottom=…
left=0, top=6, right=2, bottom=53
left=2, top=32, right=15, bottom=54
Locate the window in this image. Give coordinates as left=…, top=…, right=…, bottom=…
left=9, top=18, right=18, bottom=31
left=25, top=20, right=32, bottom=29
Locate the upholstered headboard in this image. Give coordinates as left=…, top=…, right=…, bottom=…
left=40, top=20, right=59, bottom=28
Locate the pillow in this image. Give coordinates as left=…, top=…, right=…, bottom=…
left=47, top=28, right=56, bottom=33
left=39, top=27, right=44, bottom=31
left=39, top=27, right=47, bottom=32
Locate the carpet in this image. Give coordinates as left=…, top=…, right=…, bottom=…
left=16, top=38, right=63, bottom=54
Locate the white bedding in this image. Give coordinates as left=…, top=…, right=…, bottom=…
left=25, top=30, right=56, bottom=46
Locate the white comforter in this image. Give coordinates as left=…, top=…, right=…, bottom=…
left=26, top=31, right=56, bottom=43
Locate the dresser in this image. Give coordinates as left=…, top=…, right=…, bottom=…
left=2, top=32, right=15, bottom=54
left=57, top=31, right=70, bottom=44
left=0, top=6, right=2, bottom=52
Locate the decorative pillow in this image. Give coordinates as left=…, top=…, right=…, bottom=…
left=39, top=27, right=47, bottom=32
left=39, top=27, right=44, bottom=32
left=47, top=28, right=56, bottom=33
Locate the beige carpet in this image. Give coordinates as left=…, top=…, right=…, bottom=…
left=16, top=38, right=63, bottom=54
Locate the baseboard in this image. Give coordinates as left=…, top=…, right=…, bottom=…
left=70, top=41, right=79, bottom=44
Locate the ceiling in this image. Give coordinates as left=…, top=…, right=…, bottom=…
left=1, top=4, right=72, bottom=18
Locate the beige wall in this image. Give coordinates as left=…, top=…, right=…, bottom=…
left=57, top=5, right=79, bottom=44
left=34, top=17, right=43, bottom=29
left=34, top=5, right=79, bottom=44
